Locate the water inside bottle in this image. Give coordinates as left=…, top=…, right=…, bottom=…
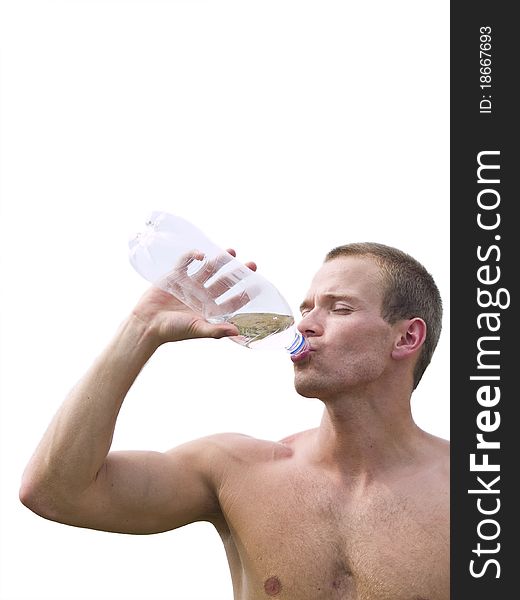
left=211, top=312, right=294, bottom=348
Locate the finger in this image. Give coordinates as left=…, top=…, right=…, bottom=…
left=191, top=252, right=233, bottom=285
left=175, top=249, right=205, bottom=272
left=216, top=283, right=261, bottom=314
left=204, top=264, right=253, bottom=299
left=160, top=250, right=206, bottom=293
left=159, top=250, right=204, bottom=296
left=190, top=320, right=239, bottom=340
left=211, top=323, right=240, bottom=339
left=226, top=248, right=256, bottom=271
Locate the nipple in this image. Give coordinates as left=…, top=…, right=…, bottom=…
left=264, top=576, right=282, bottom=596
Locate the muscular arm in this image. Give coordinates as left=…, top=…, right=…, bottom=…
left=19, top=281, right=242, bottom=534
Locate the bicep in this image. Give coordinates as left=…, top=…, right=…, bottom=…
left=57, top=442, right=221, bottom=534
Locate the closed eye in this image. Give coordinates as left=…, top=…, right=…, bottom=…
left=332, top=306, right=353, bottom=314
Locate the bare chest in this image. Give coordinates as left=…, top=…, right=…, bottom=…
left=217, top=466, right=449, bottom=600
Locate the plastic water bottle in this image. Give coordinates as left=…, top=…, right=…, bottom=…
left=128, top=211, right=309, bottom=358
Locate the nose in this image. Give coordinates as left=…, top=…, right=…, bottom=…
left=297, top=310, right=323, bottom=337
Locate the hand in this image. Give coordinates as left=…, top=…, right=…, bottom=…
left=131, top=249, right=257, bottom=345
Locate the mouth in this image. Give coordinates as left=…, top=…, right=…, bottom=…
left=291, top=347, right=313, bottom=363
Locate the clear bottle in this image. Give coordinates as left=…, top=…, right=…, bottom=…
left=128, top=211, right=309, bottom=358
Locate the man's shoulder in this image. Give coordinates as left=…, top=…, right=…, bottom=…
left=403, top=432, right=449, bottom=493
left=200, top=429, right=315, bottom=467
left=204, top=431, right=280, bottom=457
left=425, top=433, right=450, bottom=470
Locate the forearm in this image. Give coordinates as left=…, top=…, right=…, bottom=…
left=21, top=315, right=160, bottom=506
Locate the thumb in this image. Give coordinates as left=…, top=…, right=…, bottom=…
left=193, top=321, right=239, bottom=339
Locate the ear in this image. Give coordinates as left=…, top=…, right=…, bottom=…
left=391, top=318, right=427, bottom=361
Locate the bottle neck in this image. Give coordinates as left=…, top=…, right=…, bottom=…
left=285, top=330, right=309, bottom=356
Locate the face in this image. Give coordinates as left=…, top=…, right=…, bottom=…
left=293, top=256, right=399, bottom=401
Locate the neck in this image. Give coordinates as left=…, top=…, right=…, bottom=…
left=311, top=386, right=425, bottom=479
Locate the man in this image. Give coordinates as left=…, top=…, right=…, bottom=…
left=20, top=242, right=449, bottom=599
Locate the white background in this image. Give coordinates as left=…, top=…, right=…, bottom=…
left=0, top=1, right=449, bottom=599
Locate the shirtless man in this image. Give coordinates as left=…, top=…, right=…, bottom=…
left=20, top=242, right=449, bottom=599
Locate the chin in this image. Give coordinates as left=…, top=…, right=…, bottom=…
left=294, top=375, right=329, bottom=400
left=295, top=387, right=319, bottom=400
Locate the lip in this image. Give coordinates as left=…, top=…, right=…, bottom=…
left=291, top=347, right=313, bottom=363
